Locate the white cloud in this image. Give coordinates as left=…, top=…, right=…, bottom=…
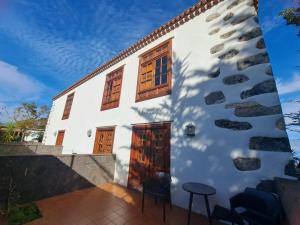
left=0, top=61, right=46, bottom=103
left=277, top=72, right=300, bottom=95
left=261, top=16, right=284, bottom=33
left=0, top=0, right=176, bottom=84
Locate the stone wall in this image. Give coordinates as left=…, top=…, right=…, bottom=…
left=0, top=154, right=115, bottom=207
left=0, top=143, right=62, bottom=156
left=205, top=0, right=291, bottom=171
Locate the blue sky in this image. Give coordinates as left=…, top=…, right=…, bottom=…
left=0, top=0, right=299, bottom=141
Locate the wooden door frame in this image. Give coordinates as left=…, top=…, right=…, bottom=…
left=93, top=126, right=116, bottom=154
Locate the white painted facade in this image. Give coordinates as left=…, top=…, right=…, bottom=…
left=44, top=0, right=292, bottom=212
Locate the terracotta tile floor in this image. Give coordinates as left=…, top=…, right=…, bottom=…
left=26, top=183, right=224, bottom=225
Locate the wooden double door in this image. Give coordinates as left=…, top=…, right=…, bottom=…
left=93, top=127, right=115, bottom=154
left=128, top=123, right=171, bottom=190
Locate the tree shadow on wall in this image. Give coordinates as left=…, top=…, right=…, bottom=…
left=116, top=32, right=285, bottom=212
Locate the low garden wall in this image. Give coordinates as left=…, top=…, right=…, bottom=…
left=0, top=154, right=116, bottom=207
left=0, top=143, right=62, bottom=155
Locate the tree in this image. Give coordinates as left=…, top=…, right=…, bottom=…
left=1, top=122, right=16, bottom=143
left=0, top=103, right=49, bottom=142
left=13, top=103, right=49, bottom=142
left=280, top=4, right=300, bottom=35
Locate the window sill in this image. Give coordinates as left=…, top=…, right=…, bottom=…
left=135, top=89, right=171, bottom=103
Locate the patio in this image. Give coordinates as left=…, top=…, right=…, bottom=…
left=26, top=183, right=224, bottom=225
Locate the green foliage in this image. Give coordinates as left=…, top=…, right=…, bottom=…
left=14, top=102, right=49, bottom=131
left=7, top=204, right=41, bottom=225
left=279, top=8, right=300, bottom=26
left=1, top=123, right=16, bottom=143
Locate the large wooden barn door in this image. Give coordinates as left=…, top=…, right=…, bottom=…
left=128, top=123, right=170, bottom=190
left=93, top=127, right=115, bottom=154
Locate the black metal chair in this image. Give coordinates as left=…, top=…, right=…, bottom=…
left=230, top=187, right=281, bottom=225
left=141, top=172, right=172, bottom=222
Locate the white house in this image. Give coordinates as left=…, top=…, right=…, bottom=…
left=43, top=0, right=292, bottom=211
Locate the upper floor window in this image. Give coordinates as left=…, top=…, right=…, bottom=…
left=62, top=93, right=74, bottom=120
left=101, top=66, right=124, bottom=111
left=136, top=39, right=172, bottom=102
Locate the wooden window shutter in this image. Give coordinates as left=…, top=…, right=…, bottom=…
left=101, top=66, right=124, bottom=111
left=62, top=93, right=75, bottom=120
left=136, top=39, right=172, bottom=102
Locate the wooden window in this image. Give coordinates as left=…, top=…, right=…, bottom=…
left=93, top=127, right=115, bottom=154
left=62, top=93, right=75, bottom=120
left=136, top=39, right=172, bottom=102
left=55, top=130, right=65, bottom=146
left=101, top=67, right=124, bottom=111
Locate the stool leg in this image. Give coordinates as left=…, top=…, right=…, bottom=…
left=187, top=193, right=193, bottom=225
left=169, top=192, right=172, bottom=210
left=142, top=191, right=145, bottom=213
left=163, top=199, right=166, bottom=222
left=204, top=195, right=213, bottom=225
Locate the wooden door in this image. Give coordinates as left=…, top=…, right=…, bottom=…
left=55, top=130, right=65, bottom=146
left=93, top=127, right=115, bottom=154
left=128, top=123, right=170, bottom=190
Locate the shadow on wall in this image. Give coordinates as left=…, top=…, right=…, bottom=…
left=0, top=145, right=116, bottom=208
left=116, top=0, right=291, bottom=212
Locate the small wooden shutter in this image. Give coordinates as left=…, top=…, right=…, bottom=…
left=93, top=127, right=115, bottom=154
left=62, top=93, right=74, bottom=120
left=101, top=67, right=123, bottom=111
left=55, top=130, right=65, bottom=146
left=136, top=39, right=172, bottom=102
left=139, top=63, right=154, bottom=92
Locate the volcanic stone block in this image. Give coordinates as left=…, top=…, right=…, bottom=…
left=227, top=0, right=246, bottom=9
left=253, top=16, right=259, bottom=24
left=249, top=137, right=291, bottom=152
left=208, top=67, right=221, bottom=78
left=265, top=65, right=273, bottom=76
left=205, top=91, right=226, bottom=105
left=238, top=27, right=262, bottom=41
left=218, top=49, right=239, bottom=60
left=223, top=74, right=249, bottom=85
left=210, top=43, right=224, bottom=54
left=220, top=30, right=236, bottom=39
left=223, top=12, right=234, bottom=21
left=240, top=79, right=277, bottom=99
left=209, top=28, right=220, bottom=35
left=256, top=38, right=266, bottom=49
left=234, top=103, right=281, bottom=117
left=225, top=101, right=257, bottom=109
left=206, top=13, right=221, bottom=22
left=233, top=157, right=261, bottom=171
left=231, top=13, right=255, bottom=25
left=215, top=119, right=252, bottom=130
left=276, top=117, right=286, bottom=130
left=237, top=52, right=269, bottom=70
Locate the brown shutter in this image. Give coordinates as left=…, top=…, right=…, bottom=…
left=62, top=93, right=74, bottom=120
left=55, top=130, right=65, bottom=146
left=136, top=39, right=172, bottom=102
left=101, top=66, right=123, bottom=111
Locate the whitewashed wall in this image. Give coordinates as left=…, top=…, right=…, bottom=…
left=44, top=0, right=292, bottom=212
